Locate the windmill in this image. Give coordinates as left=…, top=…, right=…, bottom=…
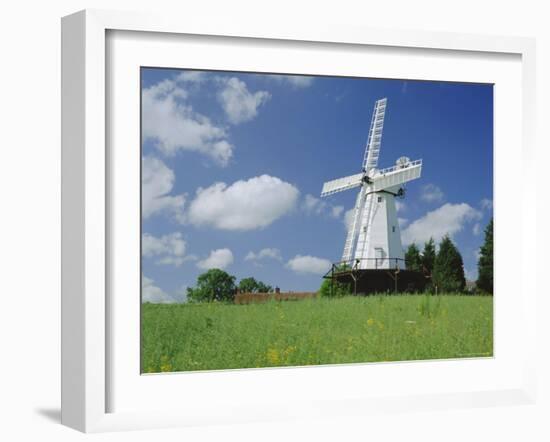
left=320, top=98, right=422, bottom=278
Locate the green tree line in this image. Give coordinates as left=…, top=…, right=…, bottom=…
left=404, top=218, right=493, bottom=294
left=186, top=270, right=273, bottom=303
left=184, top=219, right=493, bottom=302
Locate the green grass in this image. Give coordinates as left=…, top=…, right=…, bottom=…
left=141, top=294, right=493, bottom=373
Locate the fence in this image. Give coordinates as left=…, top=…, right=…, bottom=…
left=327, top=257, right=407, bottom=274
left=234, top=291, right=318, bottom=304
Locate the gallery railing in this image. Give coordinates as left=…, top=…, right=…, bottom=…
left=327, top=257, right=407, bottom=275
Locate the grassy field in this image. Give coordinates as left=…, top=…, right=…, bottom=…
left=141, top=294, right=493, bottom=373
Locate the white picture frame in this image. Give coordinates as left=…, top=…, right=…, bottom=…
left=61, top=9, right=537, bottom=433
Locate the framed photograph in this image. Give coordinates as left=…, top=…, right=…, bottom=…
left=61, top=9, right=537, bottom=432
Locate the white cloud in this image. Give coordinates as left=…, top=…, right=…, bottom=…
left=472, top=223, right=482, bottom=236
left=172, top=285, right=189, bottom=303
left=331, top=205, right=344, bottom=218
left=473, top=249, right=481, bottom=261
left=304, top=195, right=321, bottom=212
left=176, top=71, right=207, bottom=83
left=395, top=200, right=406, bottom=212
left=142, top=276, right=176, bottom=303
left=217, top=77, right=271, bottom=124
left=142, top=156, right=186, bottom=222
left=303, top=194, right=344, bottom=219
left=245, top=248, right=283, bottom=262
left=401, top=203, right=482, bottom=245
left=142, top=232, right=186, bottom=266
left=287, top=255, right=332, bottom=275
left=420, top=184, right=445, bottom=203
left=398, top=217, right=408, bottom=228
left=197, top=248, right=234, bottom=270
left=142, top=77, right=233, bottom=165
left=464, top=268, right=477, bottom=281
left=267, top=74, right=314, bottom=88
left=480, top=198, right=493, bottom=211
left=303, top=194, right=325, bottom=214
left=187, top=175, right=299, bottom=231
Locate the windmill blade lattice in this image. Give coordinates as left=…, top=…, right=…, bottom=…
left=321, top=172, right=364, bottom=197
left=341, top=186, right=366, bottom=262
left=371, top=159, right=422, bottom=191
left=362, top=98, right=387, bottom=174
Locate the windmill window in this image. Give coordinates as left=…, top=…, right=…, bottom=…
left=377, top=196, right=382, bottom=202
left=392, top=226, right=396, bottom=233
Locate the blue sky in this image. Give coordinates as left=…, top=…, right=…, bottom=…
left=141, top=68, right=493, bottom=302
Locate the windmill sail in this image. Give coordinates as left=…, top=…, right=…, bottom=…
left=353, top=192, right=377, bottom=263
left=371, top=160, right=422, bottom=191
left=321, top=172, right=364, bottom=197
left=345, top=98, right=387, bottom=263
left=362, top=98, right=387, bottom=174
left=341, top=186, right=366, bottom=263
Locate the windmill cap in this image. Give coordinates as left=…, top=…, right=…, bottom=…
left=396, top=156, right=411, bottom=167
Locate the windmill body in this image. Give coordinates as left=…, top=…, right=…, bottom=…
left=321, top=98, right=422, bottom=271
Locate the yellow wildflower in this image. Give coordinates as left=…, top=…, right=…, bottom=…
left=159, top=355, right=172, bottom=372
left=267, top=348, right=280, bottom=364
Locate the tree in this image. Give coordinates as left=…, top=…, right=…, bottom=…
left=421, top=237, right=436, bottom=292
left=476, top=218, right=493, bottom=294
left=405, top=243, right=422, bottom=272
left=421, top=237, right=436, bottom=276
left=238, top=277, right=273, bottom=293
left=256, top=281, right=273, bottom=293
left=432, top=235, right=466, bottom=293
left=187, top=269, right=237, bottom=303
left=318, top=278, right=352, bottom=298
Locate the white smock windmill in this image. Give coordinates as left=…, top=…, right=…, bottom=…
left=321, top=98, right=422, bottom=271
